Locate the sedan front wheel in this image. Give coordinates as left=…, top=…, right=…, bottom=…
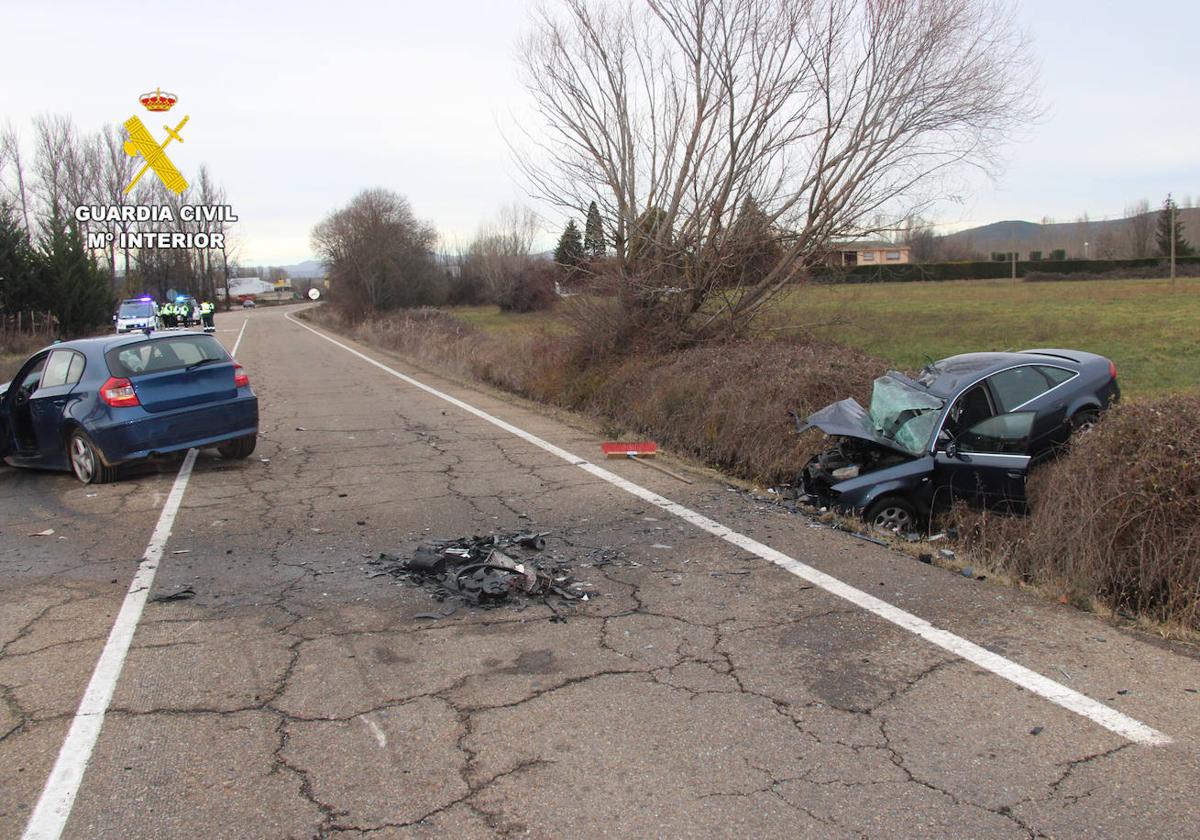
left=865, top=496, right=918, bottom=535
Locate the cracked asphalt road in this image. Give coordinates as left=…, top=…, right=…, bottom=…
left=3, top=306, right=1199, bottom=839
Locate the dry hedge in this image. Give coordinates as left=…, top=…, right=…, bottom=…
left=956, top=396, right=1200, bottom=630
left=577, top=339, right=882, bottom=483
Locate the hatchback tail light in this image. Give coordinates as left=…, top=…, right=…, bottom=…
left=233, top=364, right=250, bottom=388
left=1108, top=359, right=1118, bottom=380
left=100, top=377, right=140, bottom=407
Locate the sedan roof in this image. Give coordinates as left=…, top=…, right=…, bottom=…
left=918, top=350, right=1090, bottom=397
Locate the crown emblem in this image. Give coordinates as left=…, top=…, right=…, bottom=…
left=139, top=88, right=177, bottom=112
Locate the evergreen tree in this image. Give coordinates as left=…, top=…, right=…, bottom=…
left=554, top=219, right=584, bottom=268
left=0, top=203, right=45, bottom=313
left=39, top=212, right=113, bottom=336
left=629, top=206, right=671, bottom=264
left=584, top=201, right=606, bottom=258
left=1156, top=194, right=1194, bottom=257
left=722, top=199, right=782, bottom=286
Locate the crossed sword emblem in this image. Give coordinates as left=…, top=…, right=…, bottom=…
left=123, top=115, right=190, bottom=195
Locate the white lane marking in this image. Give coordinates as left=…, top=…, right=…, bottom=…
left=285, top=312, right=1169, bottom=747
left=231, top=318, right=248, bottom=357
left=22, top=450, right=199, bottom=840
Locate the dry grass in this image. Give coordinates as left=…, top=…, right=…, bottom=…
left=577, top=338, right=883, bottom=482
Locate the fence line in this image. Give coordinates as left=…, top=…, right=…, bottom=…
left=0, top=310, right=60, bottom=340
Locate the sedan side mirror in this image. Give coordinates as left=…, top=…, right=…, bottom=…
left=944, top=441, right=960, bottom=459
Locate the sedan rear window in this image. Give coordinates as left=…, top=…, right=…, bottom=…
left=987, top=366, right=1055, bottom=412
left=106, top=335, right=228, bottom=377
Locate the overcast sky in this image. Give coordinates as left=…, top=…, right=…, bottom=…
left=2, top=0, right=1196, bottom=264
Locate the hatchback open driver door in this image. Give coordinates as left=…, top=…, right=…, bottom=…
left=0, top=383, right=10, bottom=461
left=934, top=411, right=1035, bottom=513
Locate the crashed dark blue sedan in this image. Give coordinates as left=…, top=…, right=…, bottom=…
left=0, top=332, right=258, bottom=484
left=798, top=349, right=1119, bottom=532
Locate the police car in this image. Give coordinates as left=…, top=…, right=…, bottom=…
left=114, top=298, right=159, bottom=333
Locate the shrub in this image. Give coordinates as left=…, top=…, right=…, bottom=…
left=496, top=262, right=559, bottom=313
left=954, top=396, right=1200, bottom=630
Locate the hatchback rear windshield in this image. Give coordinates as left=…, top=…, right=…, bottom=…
left=106, top=334, right=229, bottom=377
left=118, top=301, right=156, bottom=318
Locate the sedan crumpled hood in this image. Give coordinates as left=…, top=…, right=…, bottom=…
left=801, top=398, right=915, bottom=456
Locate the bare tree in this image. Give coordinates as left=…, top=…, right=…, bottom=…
left=31, top=114, right=79, bottom=227
left=515, top=0, right=1038, bottom=339
left=311, top=188, right=442, bottom=318
left=218, top=231, right=240, bottom=309
left=462, top=203, right=542, bottom=302
left=903, top=216, right=941, bottom=263
left=191, top=165, right=224, bottom=301
left=1126, top=199, right=1152, bottom=259
left=0, top=125, right=34, bottom=234
left=97, top=123, right=140, bottom=280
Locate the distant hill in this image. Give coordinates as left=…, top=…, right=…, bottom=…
left=244, top=259, right=326, bottom=278
left=279, top=260, right=326, bottom=278
left=938, top=207, right=1200, bottom=261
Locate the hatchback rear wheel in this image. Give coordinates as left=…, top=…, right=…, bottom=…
left=68, top=430, right=117, bottom=484
left=218, top=434, right=257, bottom=460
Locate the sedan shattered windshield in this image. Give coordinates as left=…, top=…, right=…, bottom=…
left=868, top=375, right=944, bottom=454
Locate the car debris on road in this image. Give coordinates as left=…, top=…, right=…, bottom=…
left=369, top=530, right=594, bottom=620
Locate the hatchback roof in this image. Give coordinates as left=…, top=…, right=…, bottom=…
left=42, top=331, right=216, bottom=357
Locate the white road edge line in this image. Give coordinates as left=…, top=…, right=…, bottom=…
left=22, top=449, right=199, bottom=840
left=286, top=310, right=1171, bottom=747
left=231, top=317, right=248, bottom=357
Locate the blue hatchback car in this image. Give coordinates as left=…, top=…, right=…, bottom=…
left=0, top=331, right=258, bottom=483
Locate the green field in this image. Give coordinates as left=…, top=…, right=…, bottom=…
left=451, top=277, right=1199, bottom=399
left=778, top=277, right=1198, bottom=398
left=449, top=305, right=572, bottom=337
